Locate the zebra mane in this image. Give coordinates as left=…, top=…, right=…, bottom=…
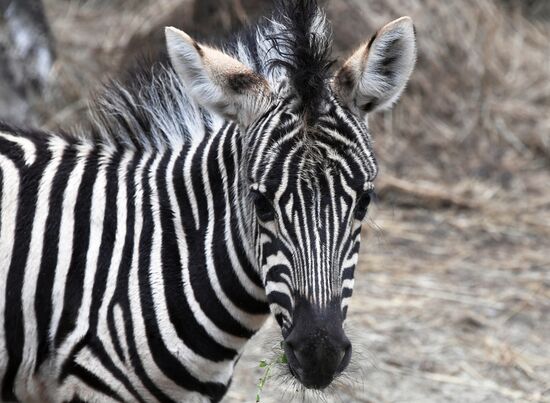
left=87, top=61, right=219, bottom=150
left=88, top=0, right=334, bottom=150
left=263, top=0, right=334, bottom=119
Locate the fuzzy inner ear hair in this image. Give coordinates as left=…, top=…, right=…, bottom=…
left=165, top=26, right=272, bottom=126
left=333, top=16, right=417, bottom=116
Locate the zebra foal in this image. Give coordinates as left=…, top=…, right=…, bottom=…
left=0, top=0, right=416, bottom=401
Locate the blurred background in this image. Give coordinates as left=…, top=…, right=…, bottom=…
left=1, top=0, right=548, bottom=401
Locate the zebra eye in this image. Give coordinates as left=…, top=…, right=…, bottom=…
left=354, top=191, right=372, bottom=220
left=253, top=192, right=276, bottom=222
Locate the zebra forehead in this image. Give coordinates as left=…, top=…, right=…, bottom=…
left=253, top=137, right=377, bottom=186
left=247, top=96, right=376, bottom=173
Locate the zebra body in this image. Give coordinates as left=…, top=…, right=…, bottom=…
left=0, top=120, right=269, bottom=402
left=0, top=1, right=417, bottom=401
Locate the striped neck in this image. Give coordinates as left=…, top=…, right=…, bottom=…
left=158, top=121, right=270, bottom=337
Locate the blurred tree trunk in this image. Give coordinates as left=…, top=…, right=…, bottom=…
left=121, top=0, right=272, bottom=70
left=0, top=0, right=56, bottom=124
left=192, top=0, right=272, bottom=38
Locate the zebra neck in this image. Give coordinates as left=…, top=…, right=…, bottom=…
left=171, top=121, right=269, bottom=331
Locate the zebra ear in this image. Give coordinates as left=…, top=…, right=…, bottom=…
left=165, top=27, right=272, bottom=126
left=333, top=16, right=416, bottom=115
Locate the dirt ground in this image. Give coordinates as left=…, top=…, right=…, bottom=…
left=1, top=0, right=549, bottom=402
left=227, top=189, right=550, bottom=402
left=225, top=2, right=550, bottom=399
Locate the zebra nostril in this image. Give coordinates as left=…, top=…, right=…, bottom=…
left=336, top=347, right=345, bottom=366
left=284, top=340, right=297, bottom=361
left=337, top=341, right=352, bottom=372
left=293, top=348, right=307, bottom=368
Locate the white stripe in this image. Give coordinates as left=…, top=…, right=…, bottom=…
left=328, top=174, right=339, bottom=303
left=342, top=278, right=355, bottom=291
left=0, top=154, right=20, bottom=384
left=95, top=152, right=155, bottom=401
left=273, top=143, right=302, bottom=235
left=258, top=124, right=301, bottom=185
left=270, top=144, right=302, bottom=296
left=314, top=141, right=354, bottom=177
left=0, top=131, right=36, bottom=166
left=73, top=347, right=135, bottom=402
left=97, top=151, right=131, bottom=361
left=229, top=133, right=257, bottom=266
left=183, top=141, right=202, bottom=230
left=128, top=153, right=203, bottom=402
left=266, top=281, right=292, bottom=298
left=285, top=194, right=294, bottom=223
left=251, top=105, right=284, bottom=177
left=16, top=137, right=66, bottom=397
left=50, top=143, right=92, bottom=357
left=262, top=252, right=294, bottom=316
left=202, top=133, right=267, bottom=330
left=166, top=146, right=249, bottom=351
left=112, top=304, right=157, bottom=402
left=217, top=128, right=266, bottom=302
left=59, top=376, right=120, bottom=403
left=58, top=148, right=110, bottom=369
left=295, top=156, right=312, bottom=299
left=342, top=252, right=359, bottom=270
left=149, top=152, right=234, bottom=383
left=312, top=182, right=323, bottom=306
left=333, top=102, right=378, bottom=179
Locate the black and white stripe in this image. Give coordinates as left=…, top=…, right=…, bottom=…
left=0, top=0, right=418, bottom=400
left=0, top=121, right=273, bottom=402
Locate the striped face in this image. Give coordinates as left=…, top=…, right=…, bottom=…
left=246, top=92, right=377, bottom=388
left=166, top=11, right=416, bottom=390
left=247, top=93, right=377, bottom=333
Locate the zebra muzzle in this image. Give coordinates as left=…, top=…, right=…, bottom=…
left=282, top=299, right=352, bottom=389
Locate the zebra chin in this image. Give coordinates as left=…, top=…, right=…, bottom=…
left=279, top=297, right=352, bottom=390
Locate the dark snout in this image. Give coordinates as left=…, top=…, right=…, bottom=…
left=283, top=300, right=351, bottom=389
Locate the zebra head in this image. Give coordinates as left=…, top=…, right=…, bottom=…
left=166, top=2, right=416, bottom=390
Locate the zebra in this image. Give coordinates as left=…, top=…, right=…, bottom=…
left=0, top=0, right=417, bottom=401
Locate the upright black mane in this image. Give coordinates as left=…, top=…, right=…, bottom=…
left=266, top=0, right=335, bottom=119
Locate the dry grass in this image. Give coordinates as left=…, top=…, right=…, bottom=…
left=229, top=201, right=550, bottom=402
left=31, top=0, right=550, bottom=401
left=327, top=0, right=550, bottom=179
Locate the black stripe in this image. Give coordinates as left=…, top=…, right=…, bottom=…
left=35, top=146, right=77, bottom=371
left=159, top=149, right=238, bottom=361
left=0, top=167, right=2, bottom=230
left=105, top=153, right=137, bottom=367
left=182, top=137, right=253, bottom=338
left=55, top=148, right=99, bottom=347
left=88, top=337, right=146, bottom=403
left=266, top=291, right=293, bottom=314
left=2, top=146, right=50, bottom=401
left=0, top=138, right=27, bottom=171
left=211, top=132, right=267, bottom=315
left=138, top=154, right=226, bottom=398
left=66, top=361, right=123, bottom=402
left=112, top=154, right=174, bottom=402
left=80, top=149, right=147, bottom=403
left=88, top=149, right=121, bottom=333
left=226, top=130, right=265, bottom=291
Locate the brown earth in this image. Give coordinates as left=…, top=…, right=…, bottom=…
left=229, top=197, right=550, bottom=402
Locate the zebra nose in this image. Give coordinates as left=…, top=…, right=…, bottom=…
left=284, top=329, right=352, bottom=389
